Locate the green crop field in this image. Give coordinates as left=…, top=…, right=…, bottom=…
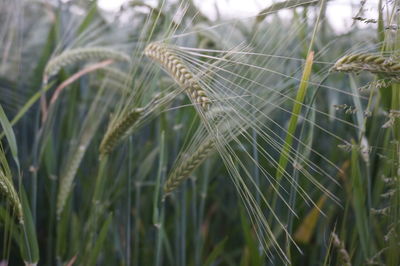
left=0, top=0, right=399, bottom=265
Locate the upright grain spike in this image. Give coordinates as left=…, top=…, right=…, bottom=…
left=100, top=92, right=164, bottom=157
left=164, top=106, right=236, bottom=195
left=99, top=108, right=144, bottom=156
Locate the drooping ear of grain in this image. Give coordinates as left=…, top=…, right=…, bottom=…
left=164, top=106, right=236, bottom=195
left=144, top=42, right=211, bottom=111
left=44, top=47, right=131, bottom=81
left=332, top=53, right=400, bottom=81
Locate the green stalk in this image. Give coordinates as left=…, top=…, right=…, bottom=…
left=350, top=139, right=371, bottom=258
left=154, top=131, right=166, bottom=266
left=126, top=137, right=133, bottom=265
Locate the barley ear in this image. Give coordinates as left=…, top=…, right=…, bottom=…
left=99, top=108, right=144, bottom=156
left=332, top=53, right=400, bottom=81
left=144, top=42, right=211, bottom=111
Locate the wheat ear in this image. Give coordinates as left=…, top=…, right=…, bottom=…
left=164, top=138, right=215, bottom=195
left=99, top=108, right=144, bottom=156
left=44, top=47, right=130, bottom=80
left=0, top=169, right=23, bottom=224
left=144, top=42, right=211, bottom=110
left=332, top=53, right=400, bottom=81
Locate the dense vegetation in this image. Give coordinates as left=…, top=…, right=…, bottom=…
left=0, top=0, right=399, bottom=265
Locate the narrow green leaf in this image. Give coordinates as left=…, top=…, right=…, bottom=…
left=78, top=4, right=99, bottom=34
left=350, top=140, right=370, bottom=257
left=19, top=188, right=40, bottom=264
left=204, top=237, right=228, bottom=266
left=0, top=82, right=53, bottom=141
left=377, top=0, right=385, bottom=48
left=275, top=51, right=314, bottom=182
left=239, top=206, right=263, bottom=265
left=0, top=104, right=20, bottom=170
left=86, top=214, right=113, bottom=266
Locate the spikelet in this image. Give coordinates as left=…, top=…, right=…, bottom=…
left=332, top=53, right=400, bottom=81
left=44, top=47, right=131, bottom=80
left=99, top=108, right=144, bottom=156
left=144, top=42, right=211, bottom=111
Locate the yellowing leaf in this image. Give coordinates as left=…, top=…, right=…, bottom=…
left=294, top=195, right=327, bottom=244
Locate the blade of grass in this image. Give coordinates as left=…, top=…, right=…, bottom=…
left=86, top=213, right=113, bottom=266
left=204, top=237, right=228, bottom=266
left=350, top=139, right=371, bottom=258
left=275, top=50, right=314, bottom=182
left=19, top=188, right=40, bottom=265
left=0, top=82, right=54, bottom=140
left=275, top=0, right=325, bottom=183
left=0, top=103, right=20, bottom=170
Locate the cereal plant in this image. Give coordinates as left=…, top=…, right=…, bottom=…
left=0, top=0, right=399, bottom=265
